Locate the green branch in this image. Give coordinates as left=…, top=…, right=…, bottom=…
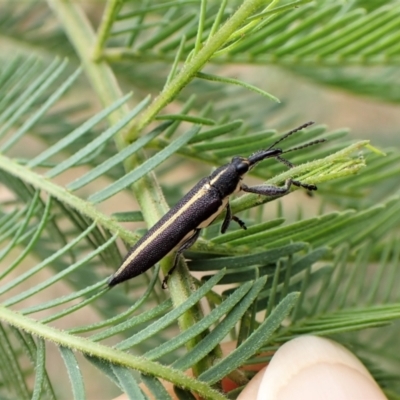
left=128, top=0, right=278, bottom=140
left=0, top=306, right=226, bottom=400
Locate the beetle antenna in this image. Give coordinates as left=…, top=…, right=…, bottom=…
left=247, top=122, right=322, bottom=166
left=266, top=121, right=315, bottom=150
left=281, top=138, right=326, bottom=155
left=275, top=155, right=295, bottom=169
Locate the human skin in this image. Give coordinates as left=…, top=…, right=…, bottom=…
left=238, top=336, right=387, bottom=400
left=113, top=336, right=387, bottom=400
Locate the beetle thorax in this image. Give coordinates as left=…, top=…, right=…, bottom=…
left=209, top=163, right=242, bottom=197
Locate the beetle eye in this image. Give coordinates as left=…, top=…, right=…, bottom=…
left=233, top=158, right=249, bottom=175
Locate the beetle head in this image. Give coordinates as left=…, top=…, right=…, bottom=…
left=231, top=156, right=251, bottom=176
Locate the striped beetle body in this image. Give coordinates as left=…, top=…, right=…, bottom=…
left=108, top=122, right=324, bottom=288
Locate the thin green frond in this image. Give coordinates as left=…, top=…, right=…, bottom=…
left=116, top=270, right=225, bottom=351
left=0, top=306, right=226, bottom=400
left=88, top=124, right=200, bottom=203
left=140, top=374, right=172, bottom=400
left=198, top=292, right=299, bottom=384
left=112, top=364, right=147, bottom=400
left=31, top=338, right=50, bottom=400
left=0, top=324, right=30, bottom=400
left=28, top=93, right=136, bottom=169
left=144, top=281, right=253, bottom=361
left=196, top=72, right=280, bottom=103
left=59, top=347, right=86, bottom=400
left=172, top=277, right=267, bottom=371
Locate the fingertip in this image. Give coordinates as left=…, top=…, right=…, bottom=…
left=238, top=336, right=386, bottom=400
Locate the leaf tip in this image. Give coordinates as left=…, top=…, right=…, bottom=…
left=364, top=143, right=386, bottom=156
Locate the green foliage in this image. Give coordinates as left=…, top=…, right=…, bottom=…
left=0, top=0, right=399, bottom=399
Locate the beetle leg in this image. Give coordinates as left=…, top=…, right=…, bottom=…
left=292, top=180, right=317, bottom=191
left=162, top=229, right=201, bottom=289
left=221, top=202, right=232, bottom=233
left=275, top=156, right=317, bottom=192
left=221, top=202, right=247, bottom=233
left=232, top=215, right=247, bottom=230
left=241, top=179, right=293, bottom=196
left=242, top=178, right=317, bottom=196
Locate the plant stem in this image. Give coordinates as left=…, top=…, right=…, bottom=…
left=46, top=0, right=209, bottom=375
left=0, top=306, right=227, bottom=400
left=128, top=0, right=272, bottom=140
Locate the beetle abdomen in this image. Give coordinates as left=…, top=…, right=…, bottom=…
left=108, top=179, right=223, bottom=286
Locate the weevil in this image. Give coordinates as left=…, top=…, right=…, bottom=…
left=108, top=121, right=325, bottom=288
